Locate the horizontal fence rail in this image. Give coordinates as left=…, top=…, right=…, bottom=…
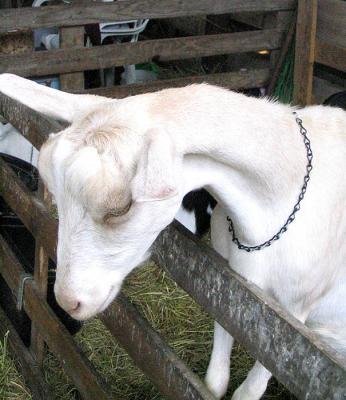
left=152, top=223, right=346, bottom=400
left=315, top=40, right=346, bottom=72
left=0, top=30, right=282, bottom=78
left=101, top=297, right=216, bottom=400
left=0, top=0, right=296, bottom=34
left=83, top=69, right=271, bottom=98
left=0, top=93, right=346, bottom=399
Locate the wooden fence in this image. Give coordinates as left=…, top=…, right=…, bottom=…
left=1, top=1, right=346, bottom=399
left=293, top=0, right=346, bottom=105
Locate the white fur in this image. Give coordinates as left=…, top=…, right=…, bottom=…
left=1, top=74, right=345, bottom=399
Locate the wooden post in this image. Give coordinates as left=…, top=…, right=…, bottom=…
left=59, top=26, right=85, bottom=91
left=30, top=181, right=49, bottom=366
left=267, top=10, right=297, bottom=96
left=293, top=0, right=318, bottom=106
left=266, top=10, right=293, bottom=70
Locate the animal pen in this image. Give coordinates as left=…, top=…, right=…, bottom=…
left=0, top=0, right=346, bottom=399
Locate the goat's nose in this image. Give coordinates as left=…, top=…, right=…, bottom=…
left=55, top=291, right=81, bottom=314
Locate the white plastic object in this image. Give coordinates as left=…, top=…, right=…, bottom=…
left=120, top=67, right=157, bottom=85
left=0, top=123, right=39, bottom=167
left=32, top=0, right=58, bottom=48
left=41, top=33, right=59, bottom=50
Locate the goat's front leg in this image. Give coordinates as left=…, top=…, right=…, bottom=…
left=0, top=73, right=110, bottom=123
left=205, top=321, right=234, bottom=398
left=231, top=361, right=272, bottom=400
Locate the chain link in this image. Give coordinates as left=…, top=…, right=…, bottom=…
left=227, top=111, right=313, bottom=252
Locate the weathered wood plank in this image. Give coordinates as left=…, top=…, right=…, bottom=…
left=0, top=159, right=57, bottom=258
left=59, top=26, right=85, bottom=91
left=30, top=181, right=50, bottom=367
left=0, top=30, right=282, bottom=78
left=101, top=296, right=216, bottom=400
left=152, top=222, right=346, bottom=400
left=0, top=157, right=216, bottom=400
left=312, top=77, right=345, bottom=105
left=0, top=235, right=115, bottom=400
left=293, top=0, right=318, bottom=106
left=317, top=0, right=346, bottom=49
left=315, top=40, right=346, bottom=73
left=0, top=306, right=55, bottom=400
left=84, top=69, right=271, bottom=98
left=267, top=10, right=296, bottom=96
left=0, top=0, right=296, bottom=34
left=0, top=92, right=61, bottom=150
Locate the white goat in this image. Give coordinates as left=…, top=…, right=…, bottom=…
left=0, top=74, right=345, bottom=400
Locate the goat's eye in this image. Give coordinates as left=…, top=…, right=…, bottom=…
left=103, top=200, right=132, bottom=222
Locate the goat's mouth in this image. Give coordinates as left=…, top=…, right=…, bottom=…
left=98, top=284, right=118, bottom=313
left=68, top=285, right=118, bottom=321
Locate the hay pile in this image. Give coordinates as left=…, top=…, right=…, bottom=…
left=0, top=260, right=295, bottom=400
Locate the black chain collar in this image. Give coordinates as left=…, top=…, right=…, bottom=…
left=227, top=111, right=313, bottom=252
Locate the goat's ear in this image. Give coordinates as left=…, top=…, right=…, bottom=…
left=0, top=73, right=110, bottom=123
left=132, top=129, right=181, bottom=202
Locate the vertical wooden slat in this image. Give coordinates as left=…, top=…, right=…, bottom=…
left=293, top=0, right=318, bottom=106
left=0, top=306, right=55, bottom=400
left=267, top=10, right=296, bottom=96
left=267, top=10, right=293, bottom=70
left=30, top=181, right=50, bottom=366
left=59, top=26, right=85, bottom=91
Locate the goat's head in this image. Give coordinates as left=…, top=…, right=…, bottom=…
left=39, top=108, right=184, bottom=320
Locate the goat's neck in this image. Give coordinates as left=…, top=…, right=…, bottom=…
left=178, top=110, right=307, bottom=245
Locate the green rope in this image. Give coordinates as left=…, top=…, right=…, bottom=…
left=272, top=37, right=295, bottom=104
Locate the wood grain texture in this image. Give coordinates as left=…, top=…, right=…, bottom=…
left=267, top=10, right=296, bottom=96
left=0, top=0, right=296, bottom=34
left=313, top=77, right=345, bottom=105
left=0, top=30, right=282, bottom=77
left=83, top=69, right=271, bottom=98
left=293, top=0, right=317, bottom=106
left=317, top=0, right=346, bottom=48
left=30, top=181, right=50, bottom=367
left=101, top=297, right=216, bottom=400
left=152, top=222, right=346, bottom=400
left=315, top=40, right=346, bottom=73
left=0, top=306, right=55, bottom=400
left=59, top=26, right=84, bottom=91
